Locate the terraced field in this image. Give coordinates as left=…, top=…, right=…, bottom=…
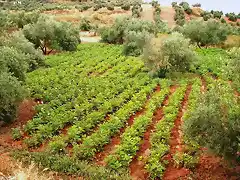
left=9, top=43, right=239, bottom=180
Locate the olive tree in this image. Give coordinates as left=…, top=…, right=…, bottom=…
left=182, top=19, right=229, bottom=47
left=0, top=46, right=29, bottom=81
left=0, top=31, right=44, bottom=71
left=23, top=16, right=80, bottom=55
left=143, top=32, right=196, bottom=77
left=183, top=86, right=240, bottom=161
left=100, top=17, right=157, bottom=56
left=0, top=72, right=25, bottom=123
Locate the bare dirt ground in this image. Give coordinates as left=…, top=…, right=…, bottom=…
left=160, top=7, right=176, bottom=27
left=141, top=4, right=154, bottom=22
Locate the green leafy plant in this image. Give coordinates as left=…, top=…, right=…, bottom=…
left=12, top=128, right=23, bottom=140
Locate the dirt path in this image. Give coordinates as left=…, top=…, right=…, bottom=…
left=160, top=7, right=176, bottom=27
left=94, top=85, right=161, bottom=166
left=163, top=85, right=192, bottom=180
left=141, top=4, right=154, bottom=22
left=129, top=85, right=178, bottom=180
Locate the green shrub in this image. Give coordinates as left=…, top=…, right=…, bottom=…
left=23, top=16, right=80, bottom=55
left=143, top=32, right=196, bottom=76
left=0, top=31, right=44, bottom=71
left=93, top=4, right=102, bottom=11
left=12, top=128, right=22, bottom=140
left=0, top=46, right=28, bottom=81
left=79, top=18, right=92, bottom=31
left=107, top=4, right=114, bottom=11
left=121, top=4, right=130, bottom=11
left=182, top=19, right=229, bottom=47
left=100, top=17, right=157, bottom=56
left=221, top=18, right=226, bottom=23
left=171, top=2, right=177, bottom=8
left=0, top=72, right=25, bottom=123
left=183, top=87, right=240, bottom=161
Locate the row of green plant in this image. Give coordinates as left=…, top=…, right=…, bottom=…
left=23, top=51, right=147, bottom=147
left=174, top=78, right=202, bottom=171
left=145, top=83, right=188, bottom=179
left=72, top=81, right=159, bottom=160
left=12, top=150, right=130, bottom=180
left=47, top=74, right=154, bottom=153
left=105, top=80, right=171, bottom=170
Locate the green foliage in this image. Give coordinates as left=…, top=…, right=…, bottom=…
left=0, top=72, right=25, bottom=123
left=173, top=152, right=199, bottom=169
left=226, top=13, right=238, bottom=22
left=107, top=4, right=114, bottom=11
left=171, top=2, right=177, bottom=8
left=143, top=33, right=196, bottom=76
left=0, top=31, right=44, bottom=71
left=13, top=150, right=130, bottom=180
left=200, top=11, right=212, bottom=21
left=106, top=85, right=170, bottom=170
left=174, top=6, right=186, bottom=26
left=225, top=48, right=240, bottom=91
left=182, top=19, right=230, bottom=47
left=0, top=46, right=28, bottom=81
left=10, top=11, right=40, bottom=29
left=23, top=16, right=80, bottom=55
left=192, top=3, right=201, bottom=7
left=12, top=128, right=23, bottom=140
left=100, top=17, right=157, bottom=56
left=183, top=85, right=240, bottom=161
left=121, top=4, right=130, bottom=11
left=179, top=1, right=192, bottom=15
left=211, top=10, right=223, bottom=19
left=131, top=4, right=142, bottom=18
left=221, top=18, right=226, bottom=23
left=79, top=18, right=92, bottom=31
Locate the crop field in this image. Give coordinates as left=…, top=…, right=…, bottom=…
left=5, top=43, right=236, bottom=180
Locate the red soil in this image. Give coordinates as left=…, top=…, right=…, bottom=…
left=0, top=99, right=37, bottom=175
left=191, top=154, right=239, bottom=180
left=129, top=85, right=178, bottom=180
left=0, top=100, right=37, bottom=152
left=94, top=109, right=145, bottom=166
left=94, top=85, right=161, bottom=166
left=163, top=85, right=192, bottom=180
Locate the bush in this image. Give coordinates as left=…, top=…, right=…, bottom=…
left=123, top=30, right=153, bottom=56
left=93, top=4, right=102, bottom=11
left=183, top=87, right=240, bottom=161
left=121, top=4, right=130, bottom=11
left=107, top=4, right=114, bottom=11
left=221, top=18, right=226, bottom=23
left=79, top=18, right=92, bottom=31
left=0, top=46, right=29, bottom=81
left=227, top=13, right=238, bottom=22
left=23, top=16, right=80, bottom=55
left=211, top=10, right=223, bottom=19
left=182, top=19, right=229, bottom=47
left=0, top=31, right=44, bottom=71
left=100, top=17, right=157, bottom=56
left=201, top=11, right=212, bottom=21
left=10, top=11, right=40, bottom=29
left=0, top=72, right=25, bottom=123
left=132, top=4, right=142, bottom=18
left=143, top=32, right=196, bottom=76
left=171, top=2, right=177, bottom=8
left=174, top=6, right=186, bottom=26
left=192, top=3, right=201, bottom=7
left=225, top=48, right=240, bottom=91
